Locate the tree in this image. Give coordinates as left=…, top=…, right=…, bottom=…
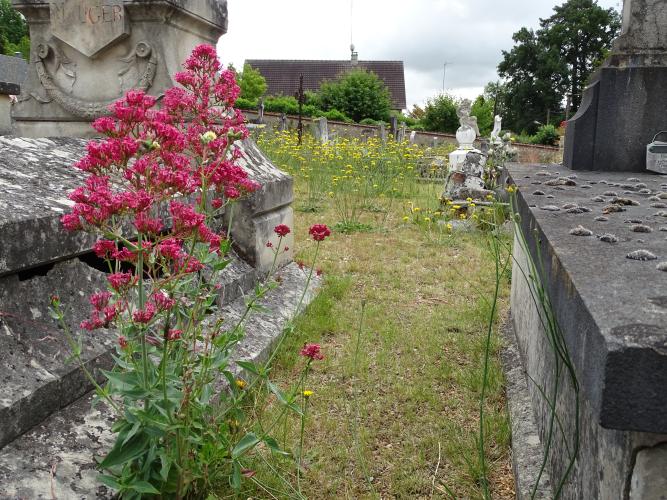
left=540, top=0, right=620, bottom=110
left=237, top=63, right=267, bottom=101
left=498, top=27, right=567, bottom=134
left=318, top=69, right=391, bottom=122
left=471, top=95, right=494, bottom=136
left=497, top=0, right=619, bottom=133
left=0, top=0, right=29, bottom=59
left=420, top=94, right=458, bottom=133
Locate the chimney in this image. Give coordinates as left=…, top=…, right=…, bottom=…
left=350, top=44, right=358, bottom=66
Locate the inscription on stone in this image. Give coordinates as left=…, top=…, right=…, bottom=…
left=49, top=1, right=130, bottom=58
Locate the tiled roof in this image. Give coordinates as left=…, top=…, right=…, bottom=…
left=244, top=59, right=407, bottom=110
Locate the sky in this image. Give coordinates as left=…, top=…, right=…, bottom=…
left=217, top=0, right=621, bottom=111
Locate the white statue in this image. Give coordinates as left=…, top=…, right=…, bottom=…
left=455, top=99, right=479, bottom=149
left=490, top=115, right=502, bottom=144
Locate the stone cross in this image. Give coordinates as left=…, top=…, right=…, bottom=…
left=11, top=0, right=228, bottom=137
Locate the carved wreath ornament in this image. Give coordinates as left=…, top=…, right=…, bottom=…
left=33, top=41, right=157, bottom=120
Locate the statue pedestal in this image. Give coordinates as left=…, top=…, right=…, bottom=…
left=449, top=147, right=481, bottom=171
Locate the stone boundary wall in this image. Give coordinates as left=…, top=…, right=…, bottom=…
left=242, top=109, right=563, bottom=164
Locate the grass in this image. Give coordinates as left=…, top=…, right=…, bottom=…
left=214, top=132, right=514, bottom=498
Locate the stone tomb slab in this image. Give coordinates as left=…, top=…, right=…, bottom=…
left=507, top=163, right=667, bottom=433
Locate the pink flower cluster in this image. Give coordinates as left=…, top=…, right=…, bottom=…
left=61, top=44, right=262, bottom=332
left=300, top=343, right=324, bottom=361
left=61, top=44, right=259, bottom=236
left=309, top=224, right=331, bottom=242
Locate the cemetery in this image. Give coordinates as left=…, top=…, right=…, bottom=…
left=0, top=0, right=665, bottom=498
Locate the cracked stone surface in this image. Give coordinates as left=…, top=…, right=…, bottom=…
left=0, top=262, right=319, bottom=498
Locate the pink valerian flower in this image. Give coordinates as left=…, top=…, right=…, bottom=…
left=316, top=269, right=323, bottom=277
left=157, top=238, right=184, bottom=261
left=118, top=336, right=129, bottom=349
left=300, top=343, right=324, bottom=361
left=197, top=224, right=223, bottom=252
left=61, top=213, right=83, bottom=231
left=211, top=198, right=223, bottom=209
left=133, top=211, right=163, bottom=234
left=93, top=239, right=116, bottom=258
left=133, top=302, right=157, bottom=324
left=112, top=247, right=136, bottom=262
left=178, top=257, right=204, bottom=274
left=169, top=201, right=205, bottom=236
left=167, top=329, right=183, bottom=341
left=151, top=291, right=176, bottom=311
left=108, top=272, right=134, bottom=291
left=309, top=224, right=331, bottom=242
left=266, top=241, right=273, bottom=248
left=274, top=224, right=291, bottom=237
left=81, top=298, right=120, bottom=331
left=224, top=186, right=240, bottom=199
left=90, top=291, right=112, bottom=311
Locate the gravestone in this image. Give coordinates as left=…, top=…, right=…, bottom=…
left=10, top=0, right=228, bottom=137
left=379, top=122, right=387, bottom=143
left=397, top=124, right=406, bottom=143
left=278, top=112, right=287, bottom=131
left=409, top=130, right=416, bottom=144
left=0, top=54, right=27, bottom=134
left=313, top=116, right=328, bottom=143
left=390, top=115, right=398, bottom=140
left=564, top=0, right=667, bottom=172
left=256, top=97, right=265, bottom=124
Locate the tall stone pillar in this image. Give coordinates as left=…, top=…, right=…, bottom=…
left=564, top=0, right=667, bottom=172
left=10, top=0, right=227, bottom=137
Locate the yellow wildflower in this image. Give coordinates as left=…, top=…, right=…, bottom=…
left=303, top=390, right=313, bottom=398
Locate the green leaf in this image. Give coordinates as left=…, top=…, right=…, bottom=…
left=128, top=480, right=161, bottom=494
left=264, top=436, right=291, bottom=456
left=231, top=432, right=260, bottom=459
left=99, top=433, right=149, bottom=469
left=98, top=474, right=121, bottom=491
left=236, top=360, right=260, bottom=375
left=268, top=381, right=302, bottom=415
left=102, top=370, right=140, bottom=390
left=230, top=461, right=241, bottom=490
left=158, top=451, right=172, bottom=482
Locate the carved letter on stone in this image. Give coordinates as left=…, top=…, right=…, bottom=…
left=49, top=0, right=130, bottom=58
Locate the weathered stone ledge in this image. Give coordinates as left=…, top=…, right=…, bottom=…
left=0, top=136, right=294, bottom=276
left=508, top=163, right=667, bottom=433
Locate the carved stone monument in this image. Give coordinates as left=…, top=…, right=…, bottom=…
left=443, top=100, right=491, bottom=201
left=10, top=0, right=228, bottom=137
left=564, top=0, right=667, bottom=172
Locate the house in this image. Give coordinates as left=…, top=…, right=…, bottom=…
left=245, top=49, right=406, bottom=112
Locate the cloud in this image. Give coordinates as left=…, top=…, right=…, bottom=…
left=218, top=0, right=620, bottom=109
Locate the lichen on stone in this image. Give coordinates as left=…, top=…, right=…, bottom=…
left=626, top=249, right=658, bottom=261
left=569, top=225, right=593, bottom=236
left=599, top=233, right=618, bottom=243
